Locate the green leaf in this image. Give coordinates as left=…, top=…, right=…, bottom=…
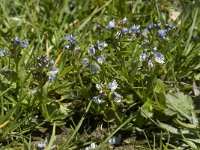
left=174, top=118, right=198, bottom=129
left=125, top=94, right=134, bottom=104
left=182, top=139, right=197, bottom=149
left=141, top=99, right=153, bottom=118
left=103, top=108, right=116, bottom=123
left=181, top=131, right=198, bottom=149
left=46, top=122, right=56, bottom=150
left=154, top=78, right=165, bottom=93
left=158, top=121, right=179, bottom=134
left=47, top=102, right=71, bottom=122
left=59, top=65, right=74, bottom=77
left=154, top=93, right=166, bottom=110
left=165, top=92, right=195, bottom=121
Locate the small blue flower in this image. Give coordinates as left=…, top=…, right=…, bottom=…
left=121, top=28, right=128, bottom=34
left=122, top=17, right=127, bottom=24
left=116, top=31, right=121, bottom=38
left=20, top=40, right=28, bottom=48
left=82, top=58, right=89, bottom=67
left=48, top=67, right=59, bottom=82
left=64, top=34, right=78, bottom=44
left=97, top=55, right=105, bottom=64
left=165, top=24, right=174, bottom=30
left=107, top=19, right=115, bottom=29
left=113, top=92, right=122, bottom=102
left=108, top=80, right=118, bottom=91
left=36, top=142, right=46, bottom=149
left=129, top=25, right=140, bottom=33
left=148, top=60, right=153, bottom=68
left=109, top=134, right=122, bottom=145
left=37, top=56, right=54, bottom=68
left=158, top=29, right=167, bottom=39
left=93, top=95, right=102, bottom=104
left=154, top=52, right=165, bottom=64
left=148, top=24, right=153, bottom=29
left=0, top=49, right=6, bottom=57
left=88, top=45, right=96, bottom=56
left=85, top=142, right=97, bottom=150
left=142, top=28, right=149, bottom=36
left=12, top=37, right=20, bottom=45
left=96, top=40, right=105, bottom=51
left=140, top=53, right=147, bottom=61
left=65, top=45, right=70, bottom=50
left=154, top=23, right=161, bottom=29
left=38, top=62, right=42, bottom=67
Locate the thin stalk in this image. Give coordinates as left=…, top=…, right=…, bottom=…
left=14, top=47, right=20, bottom=98
left=110, top=100, right=122, bottom=123
left=119, top=37, right=129, bottom=80
left=78, top=74, right=84, bottom=87
left=59, top=100, right=92, bottom=149
left=183, top=8, right=198, bottom=56
left=97, top=113, right=136, bottom=149
left=155, top=0, right=161, bottom=22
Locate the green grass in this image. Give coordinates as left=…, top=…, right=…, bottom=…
left=0, top=0, right=200, bottom=149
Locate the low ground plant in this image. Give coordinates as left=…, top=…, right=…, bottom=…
left=0, top=0, right=200, bottom=149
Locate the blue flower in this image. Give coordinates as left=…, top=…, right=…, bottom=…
left=97, top=55, right=105, bottom=64
left=148, top=24, right=153, bottom=29
left=154, top=23, right=161, bottom=29
left=113, top=92, right=122, bottom=102
left=48, top=67, right=59, bottom=82
left=88, top=45, right=96, bottom=56
left=0, top=49, right=6, bottom=57
left=65, top=45, right=70, bottom=50
left=148, top=60, right=153, bottom=68
left=93, top=95, right=102, bottom=104
left=96, top=40, right=106, bottom=51
left=121, top=28, right=128, bottom=34
left=154, top=52, right=165, bottom=64
left=158, top=29, right=167, bottom=39
left=109, top=134, right=122, bottom=145
left=20, top=40, right=28, bottom=48
left=37, top=56, right=54, bottom=68
left=122, top=17, right=127, bottom=24
left=85, top=142, right=97, bottom=150
left=129, top=25, right=140, bottom=33
left=107, top=19, right=115, bottom=29
left=116, top=31, right=121, bottom=38
left=12, top=37, right=20, bottom=45
left=165, top=24, right=174, bottom=30
left=36, top=142, right=46, bottom=149
left=82, top=58, right=89, bottom=67
left=64, top=34, right=78, bottom=44
left=140, top=53, right=147, bottom=61
left=108, top=80, right=118, bottom=91
left=142, top=28, right=149, bottom=36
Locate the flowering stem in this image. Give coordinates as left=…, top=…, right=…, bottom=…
left=119, top=37, right=129, bottom=80
left=127, top=82, right=143, bottom=101
left=110, top=100, right=122, bottom=123
left=14, top=48, right=20, bottom=97
left=78, top=74, right=84, bottom=87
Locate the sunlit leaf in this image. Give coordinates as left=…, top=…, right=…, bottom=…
left=165, top=92, right=195, bottom=121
